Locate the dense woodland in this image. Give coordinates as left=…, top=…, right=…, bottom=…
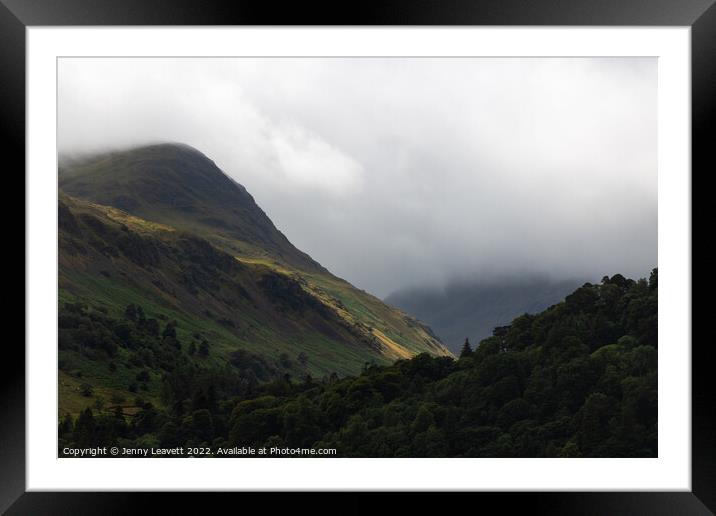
left=59, top=270, right=657, bottom=457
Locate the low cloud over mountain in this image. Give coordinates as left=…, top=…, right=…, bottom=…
left=59, top=58, right=657, bottom=298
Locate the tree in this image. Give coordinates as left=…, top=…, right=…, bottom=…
left=124, top=303, right=145, bottom=322
left=578, top=392, right=615, bottom=454
left=80, top=383, right=93, bottom=397
left=297, top=351, right=309, bottom=367
left=124, top=304, right=138, bottom=321
left=188, top=409, right=214, bottom=442
left=459, top=338, right=473, bottom=358
left=162, top=321, right=177, bottom=339
left=142, top=318, right=160, bottom=337
left=73, top=408, right=96, bottom=447
left=58, top=413, right=74, bottom=435
left=649, top=268, right=658, bottom=290
left=412, top=404, right=435, bottom=434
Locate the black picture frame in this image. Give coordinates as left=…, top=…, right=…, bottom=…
left=3, top=0, right=712, bottom=513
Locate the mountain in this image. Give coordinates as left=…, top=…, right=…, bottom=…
left=57, top=143, right=450, bottom=418
left=59, top=143, right=322, bottom=272
left=385, top=277, right=586, bottom=354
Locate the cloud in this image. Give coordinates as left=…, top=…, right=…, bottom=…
left=58, top=58, right=363, bottom=198
left=269, top=122, right=363, bottom=196
left=58, top=57, right=657, bottom=298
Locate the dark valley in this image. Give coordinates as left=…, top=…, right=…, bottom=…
left=386, top=277, right=586, bottom=354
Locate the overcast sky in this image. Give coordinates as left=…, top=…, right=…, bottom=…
left=58, top=58, right=657, bottom=298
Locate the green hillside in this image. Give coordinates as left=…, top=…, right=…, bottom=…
left=58, top=144, right=450, bottom=419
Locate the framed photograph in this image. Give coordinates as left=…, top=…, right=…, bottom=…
left=6, top=0, right=712, bottom=512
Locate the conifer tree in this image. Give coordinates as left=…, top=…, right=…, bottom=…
left=459, top=338, right=473, bottom=358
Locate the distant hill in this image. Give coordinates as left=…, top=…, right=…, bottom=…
left=385, top=277, right=586, bottom=354
left=57, top=143, right=450, bottom=418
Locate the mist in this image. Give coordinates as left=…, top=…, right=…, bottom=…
left=58, top=57, right=657, bottom=298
